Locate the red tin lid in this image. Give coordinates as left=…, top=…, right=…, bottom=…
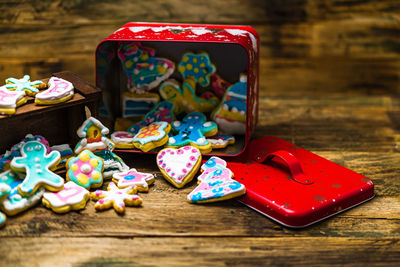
left=228, top=136, right=374, bottom=228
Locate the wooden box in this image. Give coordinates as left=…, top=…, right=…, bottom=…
left=0, top=71, right=101, bottom=152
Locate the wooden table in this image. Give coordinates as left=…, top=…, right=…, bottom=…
left=0, top=90, right=399, bottom=266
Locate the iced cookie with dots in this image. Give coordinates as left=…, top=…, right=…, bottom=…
left=159, top=78, right=219, bottom=114
left=42, top=181, right=90, bottom=213
left=187, top=157, right=246, bottom=204
left=111, top=131, right=135, bottom=149
left=118, top=42, right=175, bottom=93
left=167, top=112, right=218, bottom=154
left=112, top=168, right=155, bottom=192
left=207, top=133, right=235, bottom=149
left=212, top=74, right=247, bottom=135
left=91, top=182, right=142, bottom=214
left=127, top=101, right=176, bottom=134
left=11, top=141, right=63, bottom=197
left=157, top=146, right=202, bottom=188
left=5, top=75, right=47, bottom=96
left=66, top=150, right=104, bottom=190
left=132, top=121, right=171, bottom=152
left=0, top=86, right=27, bottom=115
left=178, top=52, right=216, bottom=87
left=0, top=170, right=44, bottom=216
left=35, top=77, right=74, bottom=105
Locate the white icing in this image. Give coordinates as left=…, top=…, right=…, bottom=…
left=1, top=188, right=44, bottom=213
left=214, top=117, right=246, bottom=135
left=203, top=122, right=212, bottom=127
left=42, top=181, right=89, bottom=208
left=157, top=147, right=201, bottom=184
left=93, top=182, right=141, bottom=211
left=0, top=87, right=25, bottom=108
left=232, top=107, right=238, bottom=113
left=111, top=131, right=134, bottom=144
left=81, top=164, right=92, bottom=174
left=173, top=121, right=181, bottom=127
left=197, top=138, right=206, bottom=144
left=51, top=144, right=72, bottom=153
left=77, top=117, right=109, bottom=138
left=240, top=74, right=247, bottom=83
left=35, top=77, right=74, bottom=101
left=112, top=168, right=154, bottom=189
left=168, top=137, right=176, bottom=144
left=227, top=91, right=247, bottom=100
left=0, top=183, right=10, bottom=193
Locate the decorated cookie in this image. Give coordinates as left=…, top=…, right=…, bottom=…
left=66, top=150, right=104, bottom=190
left=157, top=146, right=201, bottom=188
left=211, top=73, right=231, bottom=98
left=111, top=131, right=135, bottom=149
left=112, top=168, right=155, bottom=192
left=178, top=52, right=216, bottom=87
left=0, top=134, right=51, bottom=172
left=159, top=79, right=219, bottom=114
left=0, top=211, right=6, bottom=228
left=212, top=74, right=247, bottom=135
left=42, top=181, right=90, bottom=213
left=207, top=133, right=235, bottom=149
left=167, top=112, right=218, bottom=154
left=118, top=42, right=175, bottom=92
left=35, top=77, right=74, bottom=105
left=187, top=157, right=246, bottom=203
left=0, top=86, right=27, bottom=115
left=132, top=121, right=171, bottom=152
left=91, top=182, right=142, bottom=213
left=122, top=92, right=160, bottom=118
left=75, top=117, right=129, bottom=178
left=127, top=101, right=176, bottom=134
left=5, top=75, right=47, bottom=96
left=11, top=141, right=63, bottom=196
left=0, top=170, right=44, bottom=216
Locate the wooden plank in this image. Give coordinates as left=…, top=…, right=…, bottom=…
left=0, top=237, right=398, bottom=266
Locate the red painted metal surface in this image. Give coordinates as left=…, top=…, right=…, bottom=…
left=228, top=136, right=375, bottom=228
left=96, top=22, right=259, bottom=157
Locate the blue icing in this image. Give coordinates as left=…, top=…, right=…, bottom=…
left=225, top=79, right=247, bottom=111
left=229, top=181, right=243, bottom=191
left=133, top=121, right=169, bottom=145
left=178, top=52, right=216, bottom=87
left=124, top=175, right=136, bottom=181
left=0, top=212, right=5, bottom=225
left=190, top=192, right=203, bottom=203
left=204, top=158, right=216, bottom=168
left=125, top=101, right=154, bottom=109
left=168, top=112, right=217, bottom=147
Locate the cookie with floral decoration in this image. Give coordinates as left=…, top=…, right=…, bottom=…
left=132, top=121, right=171, bottom=152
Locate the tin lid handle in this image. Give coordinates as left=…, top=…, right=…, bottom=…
left=254, top=150, right=313, bottom=185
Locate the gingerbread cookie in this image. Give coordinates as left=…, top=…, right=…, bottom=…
left=212, top=74, right=247, bottom=135
left=127, top=101, right=176, bottom=134
left=0, top=86, right=27, bottom=115
left=35, top=77, right=74, bottom=105
left=66, top=150, right=104, bottom=190
left=118, top=42, right=175, bottom=93
left=112, top=168, right=154, bottom=192
left=159, top=78, right=219, bottom=114
left=5, top=75, right=47, bottom=96
left=11, top=141, right=63, bottom=196
left=207, top=133, right=235, bottom=149
left=187, top=157, right=246, bottom=203
left=167, top=112, right=218, bottom=154
left=122, top=91, right=160, bottom=118
left=132, top=121, right=171, bottom=152
left=91, top=182, right=142, bottom=213
left=111, top=131, right=135, bottom=149
left=178, top=52, right=216, bottom=87
left=42, top=181, right=90, bottom=213
left=0, top=170, right=44, bottom=216
left=157, top=146, right=202, bottom=188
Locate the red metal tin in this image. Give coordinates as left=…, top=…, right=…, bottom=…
left=228, top=136, right=375, bottom=228
left=96, top=22, right=259, bottom=157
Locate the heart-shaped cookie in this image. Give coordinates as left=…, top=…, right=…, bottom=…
left=157, top=146, right=201, bottom=188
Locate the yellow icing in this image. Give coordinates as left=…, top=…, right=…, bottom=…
left=157, top=65, right=167, bottom=74
left=77, top=174, right=89, bottom=185
left=186, top=64, right=193, bottom=70
left=92, top=171, right=101, bottom=180
left=140, top=53, right=149, bottom=61
left=71, top=163, right=79, bottom=172
left=178, top=65, right=185, bottom=73
left=125, top=60, right=133, bottom=68
left=200, top=63, right=205, bottom=68
left=198, top=77, right=205, bottom=83
left=79, top=152, right=91, bottom=162
left=90, top=158, right=99, bottom=168
left=193, top=58, right=197, bottom=63
left=86, top=125, right=102, bottom=140
left=183, top=56, right=189, bottom=62
left=194, top=68, right=199, bottom=73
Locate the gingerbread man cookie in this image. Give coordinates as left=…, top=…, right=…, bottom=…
left=178, top=52, right=216, bottom=87
left=35, top=77, right=74, bottom=105
left=132, top=121, right=171, bottom=152
left=0, top=86, right=27, bottom=115
left=11, top=141, right=63, bottom=196
left=91, top=182, right=142, bottom=213
left=112, top=168, right=155, bottom=192
left=5, top=75, right=47, bottom=96
left=187, top=157, right=246, bottom=203
left=167, top=112, right=218, bottom=154
left=42, top=181, right=90, bottom=213
left=159, top=78, right=219, bottom=114
left=66, top=150, right=104, bottom=190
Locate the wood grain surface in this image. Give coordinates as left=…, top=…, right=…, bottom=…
left=0, top=0, right=399, bottom=266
